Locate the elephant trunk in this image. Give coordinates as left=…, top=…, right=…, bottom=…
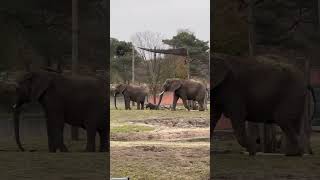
left=157, top=91, right=165, bottom=108
left=13, top=106, right=25, bottom=151
left=114, top=93, right=118, bottom=109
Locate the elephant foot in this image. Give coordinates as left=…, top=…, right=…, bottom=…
left=85, top=146, right=96, bottom=152
left=60, top=145, right=69, bottom=152
left=99, top=148, right=108, bottom=152
left=285, top=152, right=303, bottom=156
left=285, top=148, right=303, bottom=156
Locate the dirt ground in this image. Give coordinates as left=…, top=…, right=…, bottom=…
left=110, top=107, right=210, bottom=180
left=213, top=130, right=320, bottom=180
left=0, top=114, right=108, bottom=180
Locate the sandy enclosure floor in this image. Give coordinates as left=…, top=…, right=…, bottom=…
left=110, top=108, right=210, bottom=179
left=213, top=130, right=320, bottom=180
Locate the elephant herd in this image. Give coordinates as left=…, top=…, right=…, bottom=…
left=1, top=53, right=315, bottom=157
left=113, top=78, right=208, bottom=111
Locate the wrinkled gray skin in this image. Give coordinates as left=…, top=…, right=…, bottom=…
left=13, top=70, right=109, bottom=152
left=157, top=79, right=207, bottom=111
left=211, top=53, right=315, bottom=156
left=114, top=84, right=148, bottom=110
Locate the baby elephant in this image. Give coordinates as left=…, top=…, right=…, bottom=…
left=146, top=102, right=159, bottom=110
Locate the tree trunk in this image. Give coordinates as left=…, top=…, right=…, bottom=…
left=71, top=0, right=79, bottom=141
left=248, top=0, right=256, bottom=56
left=303, top=60, right=312, bottom=154
left=314, top=0, right=320, bottom=31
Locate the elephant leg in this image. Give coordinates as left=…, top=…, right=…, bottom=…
left=46, top=112, right=65, bottom=152
left=278, top=124, right=302, bottom=156
left=246, top=122, right=259, bottom=156
left=124, top=97, right=130, bottom=110
left=98, top=129, right=107, bottom=152
left=228, top=107, right=248, bottom=151
left=86, top=126, right=97, bottom=152
left=211, top=106, right=222, bottom=145
left=212, top=105, right=222, bottom=131
left=141, top=102, right=145, bottom=110
left=197, top=99, right=205, bottom=111
left=181, top=98, right=190, bottom=111
left=172, top=94, right=179, bottom=111
left=46, top=122, right=56, bottom=152
left=137, top=103, right=140, bottom=110
left=58, top=125, right=68, bottom=152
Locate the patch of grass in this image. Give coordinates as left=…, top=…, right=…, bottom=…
left=110, top=108, right=210, bottom=124
left=111, top=124, right=154, bottom=133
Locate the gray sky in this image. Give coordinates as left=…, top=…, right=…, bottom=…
left=110, top=0, right=210, bottom=43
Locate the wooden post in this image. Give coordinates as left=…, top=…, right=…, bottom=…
left=71, top=0, right=79, bottom=141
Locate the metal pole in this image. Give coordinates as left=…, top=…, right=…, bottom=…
left=132, top=45, right=135, bottom=84
left=153, top=47, right=157, bottom=104
left=132, top=46, right=135, bottom=106
left=71, top=0, right=79, bottom=140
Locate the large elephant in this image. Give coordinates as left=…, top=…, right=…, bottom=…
left=12, top=70, right=109, bottom=152
left=211, top=53, right=315, bottom=156
left=0, top=81, right=16, bottom=113
left=113, top=84, right=148, bottom=110
left=157, top=78, right=207, bottom=111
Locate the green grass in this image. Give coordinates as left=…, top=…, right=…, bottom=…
left=111, top=124, right=154, bottom=133
left=110, top=108, right=209, bottom=123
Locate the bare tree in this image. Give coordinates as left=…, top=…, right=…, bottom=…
left=132, top=31, right=167, bottom=104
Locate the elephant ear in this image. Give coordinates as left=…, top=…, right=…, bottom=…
left=30, top=72, right=52, bottom=101
left=169, top=80, right=182, bottom=91
left=212, top=57, right=231, bottom=89
left=118, top=84, right=127, bottom=94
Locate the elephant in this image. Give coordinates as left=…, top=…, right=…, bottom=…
left=12, top=69, right=109, bottom=152
left=0, top=81, right=17, bottom=113
left=113, top=84, right=148, bottom=110
left=157, top=78, right=207, bottom=111
left=145, top=102, right=158, bottom=110
left=211, top=53, right=315, bottom=156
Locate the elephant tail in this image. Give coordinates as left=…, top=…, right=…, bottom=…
left=307, top=85, right=316, bottom=122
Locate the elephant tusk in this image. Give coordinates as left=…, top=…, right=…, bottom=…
left=12, top=104, right=17, bottom=109
left=159, top=91, right=164, bottom=96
